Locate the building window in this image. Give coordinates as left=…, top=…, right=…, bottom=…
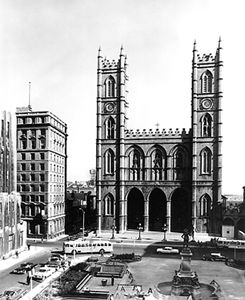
left=201, top=70, right=213, bottom=93
left=40, top=153, right=45, bottom=160
left=105, top=117, right=115, bottom=139
left=21, top=163, right=26, bottom=171
left=173, top=148, right=188, bottom=180
left=30, top=174, right=35, bottom=181
left=199, top=194, right=211, bottom=216
left=31, top=163, right=35, bottom=171
left=151, top=149, right=166, bottom=180
left=31, top=153, right=35, bottom=160
left=200, top=147, right=212, bottom=174
left=21, top=153, right=26, bottom=160
left=129, top=149, right=144, bottom=181
left=40, top=174, right=45, bottom=181
left=104, top=149, right=114, bottom=174
left=201, top=114, right=212, bottom=137
left=104, top=194, right=114, bottom=215
left=104, top=76, right=115, bottom=97
left=21, top=174, right=26, bottom=181
left=40, top=163, right=45, bottom=171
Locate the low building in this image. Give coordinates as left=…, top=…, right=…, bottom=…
left=65, top=181, right=96, bottom=235
left=0, top=111, right=26, bottom=259
left=222, top=192, right=245, bottom=239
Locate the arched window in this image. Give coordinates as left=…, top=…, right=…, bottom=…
left=201, top=71, right=213, bottom=93
left=104, top=149, right=114, bottom=174
left=104, top=194, right=114, bottom=215
left=150, top=149, right=166, bottom=180
left=128, top=148, right=144, bottom=180
left=199, top=194, right=211, bottom=216
left=200, top=147, right=212, bottom=174
left=105, top=117, right=115, bottom=139
left=173, top=148, right=188, bottom=180
left=104, top=76, right=115, bottom=97
left=201, top=114, right=212, bottom=137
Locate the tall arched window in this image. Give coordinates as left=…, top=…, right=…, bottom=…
left=104, top=194, right=114, bottom=215
left=105, top=117, right=115, bottom=139
left=150, top=149, right=166, bottom=180
left=200, top=147, right=212, bottom=174
left=104, top=76, right=115, bottom=97
left=173, top=147, right=188, bottom=180
left=201, top=114, right=212, bottom=137
left=128, top=148, right=144, bottom=180
left=201, top=71, right=213, bottom=93
left=199, top=194, right=211, bottom=216
left=104, top=149, right=114, bottom=174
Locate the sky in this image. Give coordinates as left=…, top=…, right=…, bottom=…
left=0, top=0, right=245, bottom=195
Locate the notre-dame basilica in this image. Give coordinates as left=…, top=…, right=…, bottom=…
left=96, top=40, right=223, bottom=235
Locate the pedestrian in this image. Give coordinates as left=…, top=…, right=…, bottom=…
left=111, top=275, right=114, bottom=286
left=15, top=250, right=19, bottom=258
left=27, top=244, right=30, bottom=251
left=26, top=275, right=30, bottom=285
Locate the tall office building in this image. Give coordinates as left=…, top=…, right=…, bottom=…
left=0, top=111, right=25, bottom=259
left=16, top=107, right=67, bottom=239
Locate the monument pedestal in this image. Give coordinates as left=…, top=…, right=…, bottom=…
left=171, top=247, right=201, bottom=299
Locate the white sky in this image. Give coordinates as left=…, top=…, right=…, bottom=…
left=0, top=0, right=244, bottom=195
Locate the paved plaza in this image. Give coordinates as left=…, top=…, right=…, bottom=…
left=128, top=256, right=245, bottom=300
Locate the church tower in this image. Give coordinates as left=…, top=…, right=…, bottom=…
left=191, top=39, right=223, bottom=233
left=96, top=47, right=128, bottom=234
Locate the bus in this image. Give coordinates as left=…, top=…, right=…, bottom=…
left=216, top=239, right=245, bottom=249
left=63, top=239, right=113, bottom=255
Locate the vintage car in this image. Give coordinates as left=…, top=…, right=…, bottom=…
left=156, top=246, right=179, bottom=254
left=0, top=287, right=27, bottom=300
left=202, top=252, right=226, bottom=261
left=32, top=266, right=55, bottom=281
left=11, top=262, right=36, bottom=275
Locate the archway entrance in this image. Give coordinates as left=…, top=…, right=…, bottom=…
left=127, top=188, right=144, bottom=229
left=149, top=188, right=167, bottom=231
left=171, top=188, right=191, bottom=232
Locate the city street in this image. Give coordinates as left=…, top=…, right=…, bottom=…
left=0, top=238, right=244, bottom=299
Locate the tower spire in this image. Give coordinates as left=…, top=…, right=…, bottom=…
left=28, top=82, right=32, bottom=111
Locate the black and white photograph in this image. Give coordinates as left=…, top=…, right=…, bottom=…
left=1, top=0, right=245, bottom=299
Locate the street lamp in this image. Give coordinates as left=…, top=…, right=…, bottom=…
left=162, top=223, right=168, bottom=242
left=137, top=223, right=143, bottom=240
left=111, top=225, right=116, bottom=239
left=80, top=208, right=85, bottom=240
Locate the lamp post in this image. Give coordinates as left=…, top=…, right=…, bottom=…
left=162, top=223, right=168, bottom=242
left=80, top=208, right=85, bottom=240
left=137, top=223, right=143, bottom=240
left=111, top=225, right=116, bottom=239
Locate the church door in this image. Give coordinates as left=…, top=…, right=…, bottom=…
left=149, top=188, right=167, bottom=231
left=127, top=188, right=144, bottom=229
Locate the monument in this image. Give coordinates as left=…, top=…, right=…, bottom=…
left=171, top=229, right=201, bottom=298
left=154, top=228, right=223, bottom=299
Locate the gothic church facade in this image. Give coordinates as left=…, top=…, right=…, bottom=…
left=96, top=41, right=223, bottom=235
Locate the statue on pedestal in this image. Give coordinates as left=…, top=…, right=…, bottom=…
left=181, top=228, right=190, bottom=248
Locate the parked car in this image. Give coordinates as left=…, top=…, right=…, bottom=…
left=156, top=246, right=179, bottom=254
left=32, top=266, right=55, bottom=281
left=202, top=252, right=226, bottom=261
left=0, top=287, right=27, bottom=300
left=10, top=266, right=26, bottom=275
left=11, top=262, right=36, bottom=275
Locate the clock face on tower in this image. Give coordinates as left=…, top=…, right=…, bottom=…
left=201, top=98, right=212, bottom=110
left=104, top=102, right=115, bottom=113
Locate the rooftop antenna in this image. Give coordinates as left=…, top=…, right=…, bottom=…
left=28, top=82, right=32, bottom=111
